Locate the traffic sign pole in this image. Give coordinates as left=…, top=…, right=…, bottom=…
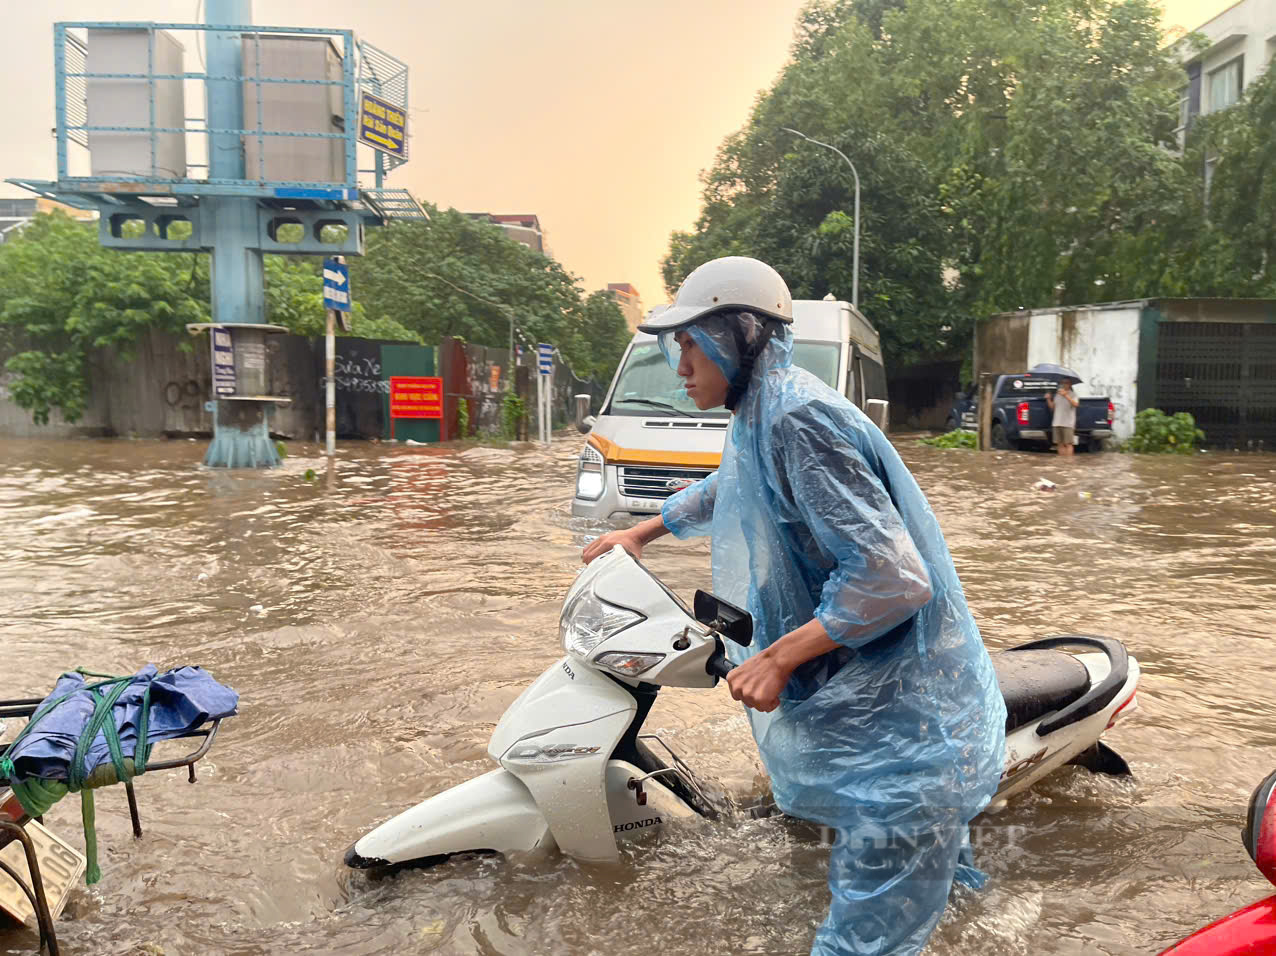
left=537, top=344, right=554, bottom=446
left=326, top=309, right=336, bottom=456
left=322, top=255, right=349, bottom=456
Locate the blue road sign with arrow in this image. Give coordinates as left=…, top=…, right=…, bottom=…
left=323, top=258, right=351, bottom=312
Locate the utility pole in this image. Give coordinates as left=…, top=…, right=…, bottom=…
left=201, top=0, right=275, bottom=467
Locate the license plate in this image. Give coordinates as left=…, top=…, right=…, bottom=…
left=0, top=819, right=86, bottom=926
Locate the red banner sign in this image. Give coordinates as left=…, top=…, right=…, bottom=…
left=389, top=376, right=443, bottom=419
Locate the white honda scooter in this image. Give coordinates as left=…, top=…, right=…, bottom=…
left=345, top=546, right=1140, bottom=870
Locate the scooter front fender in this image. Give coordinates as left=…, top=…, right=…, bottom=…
left=345, top=768, right=552, bottom=868
left=489, top=656, right=639, bottom=863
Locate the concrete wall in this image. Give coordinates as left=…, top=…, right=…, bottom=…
left=1, top=331, right=611, bottom=443
left=1024, top=306, right=1141, bottom=438
left=1, top=329, right=406, bottom=442
left=979, top=306, right=1141, bottom=439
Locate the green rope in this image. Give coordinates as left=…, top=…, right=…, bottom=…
left=0, top=668, right=154, bottom=885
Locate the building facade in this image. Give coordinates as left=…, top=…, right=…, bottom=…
left=976, top=298, right=1276, bottom=448
left=606, top=282, right=644, bottom=332
left=0, top=198, right=99, bottom=243
left=1175, top=0, right=1276, bottom=149
left=467, top=212, right=547, bottom=255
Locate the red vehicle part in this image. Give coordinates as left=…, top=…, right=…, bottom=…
left=1159, top=769, right=1276, bottom=954
left=1158, top=897, right=1276, bottom=955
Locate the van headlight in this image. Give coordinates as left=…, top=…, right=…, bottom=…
left=560, top=586, right=642, bottom=658
left=575, top=443, right=605, bottom=500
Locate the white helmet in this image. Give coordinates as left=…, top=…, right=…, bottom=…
left=638, top=256, right=793, bottom=333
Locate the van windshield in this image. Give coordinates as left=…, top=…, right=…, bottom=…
left=606, top=340, right=841, bottom=418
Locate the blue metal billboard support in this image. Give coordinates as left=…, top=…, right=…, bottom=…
left=9, top=13, right=427, bottom=469
left=201, top=0, right=278, bottom=468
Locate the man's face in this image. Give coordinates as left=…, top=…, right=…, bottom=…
left=674, top=330, right=730, bottom=410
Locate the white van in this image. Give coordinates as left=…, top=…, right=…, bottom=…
left=571, top=299, right=888, bottom=520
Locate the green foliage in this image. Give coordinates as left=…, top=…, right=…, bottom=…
left=348, top=209, right=628, bottom=384
left=1123, top=408, right=1204, bottom=454
left=456, top=396, right=470, bottom=438
left=262, top=256, right=420, bottom=342
left=0, top=212, right=210, bottom=424
left=1163, top=70, right=1276, bottom=297
left=501, top=393, right=527, bottom=440
left=918, top=429, right=977, bottom=449
left=662, top=0, right=1255, bottom=367
left=0, top=213, right=419, bottom=425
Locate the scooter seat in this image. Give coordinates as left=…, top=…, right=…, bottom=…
left=992, top=649, right=1090, bottom=733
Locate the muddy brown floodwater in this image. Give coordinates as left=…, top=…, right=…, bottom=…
left=1, top=435, right=1274, bottom=955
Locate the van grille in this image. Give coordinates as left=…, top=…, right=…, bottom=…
left=618, top=465, right=715, bottom=500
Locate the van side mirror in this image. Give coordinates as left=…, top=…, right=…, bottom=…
left=865, top=399, right=889, bottom=432
left=574, top=394, right=594, bottom=434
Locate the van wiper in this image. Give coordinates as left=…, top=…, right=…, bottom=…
left=613, top=398, right=694, bottom=418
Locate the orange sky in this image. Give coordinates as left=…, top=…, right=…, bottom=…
left=1, top=0, right=1233, bottom=312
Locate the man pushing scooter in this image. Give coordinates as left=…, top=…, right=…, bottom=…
left=583, top=256, right=1007, bottom=956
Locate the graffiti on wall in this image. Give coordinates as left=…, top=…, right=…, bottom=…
left=320, top=355, right=391, bottom=394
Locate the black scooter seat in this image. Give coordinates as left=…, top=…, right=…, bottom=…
left=992, top=649, right=1090, bottom=733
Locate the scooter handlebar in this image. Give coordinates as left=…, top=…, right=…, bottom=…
left=706, top=647, right=735, bottom=681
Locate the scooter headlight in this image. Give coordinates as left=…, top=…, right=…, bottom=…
left=560, top=586, right=642, bottom=659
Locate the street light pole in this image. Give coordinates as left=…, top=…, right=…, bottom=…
left=781, top=127, right=860, bottom=310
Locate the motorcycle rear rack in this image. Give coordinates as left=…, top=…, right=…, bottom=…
left=0, top=697, right=223, bottom=956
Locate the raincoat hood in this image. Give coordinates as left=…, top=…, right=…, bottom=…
left=658, top=310, right=794, bottom=414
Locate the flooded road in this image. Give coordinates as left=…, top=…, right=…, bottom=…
left=2, top=435, right=1274, bottom=955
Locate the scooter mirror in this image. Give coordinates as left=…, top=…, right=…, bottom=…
left=693, top=590, right=753, bottom=647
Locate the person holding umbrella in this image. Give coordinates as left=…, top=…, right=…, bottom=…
left=1038, top=364, right=1082, bottom=456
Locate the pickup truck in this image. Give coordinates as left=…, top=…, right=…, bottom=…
left=984, top=373, right=1114, bottom=451
left=947, top=386, right=977, bottom=432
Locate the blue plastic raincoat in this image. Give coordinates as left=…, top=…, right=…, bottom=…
left=659, top=314, right=1006, bottom=956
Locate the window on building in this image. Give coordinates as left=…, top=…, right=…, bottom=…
left=1208, top=56, right=1243, bottom=112
left=1175, top=87, right=1191, bottom=148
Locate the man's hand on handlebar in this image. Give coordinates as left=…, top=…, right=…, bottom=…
left=582, top=529, right=644, bottom=564
left=724, top=649, right=788, bottom=713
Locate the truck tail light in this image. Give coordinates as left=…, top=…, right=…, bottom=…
left=1107, top=401, right=1115, bottom=425
left=1017, top=402, right=1030, bottom=425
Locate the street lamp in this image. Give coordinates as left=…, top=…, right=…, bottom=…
left=781, top=127, right=860, bottom=310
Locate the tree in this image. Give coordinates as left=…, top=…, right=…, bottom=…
left=662, top=0, right=1191, bottom=368
left=262, top=255, right=419, bottom=342
left=0, top=212, right=418, bottom=425
left=349, top=207, right=628, bottom=381
left=1161, top=70, right=1276, bottom=297
left=0, top=212, right=209, bottom=424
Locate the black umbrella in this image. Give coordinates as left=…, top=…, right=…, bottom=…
left=1030, top=362, right=1083, bottom=383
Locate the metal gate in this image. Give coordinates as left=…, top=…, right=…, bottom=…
left=1155, top=321, right=1276, bottom=448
